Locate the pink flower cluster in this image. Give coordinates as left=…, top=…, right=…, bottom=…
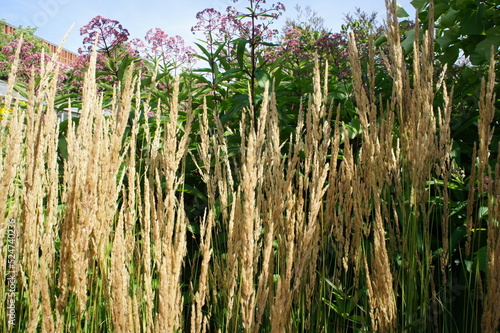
left=191, top=1, right=285, bottom=64
left=191, top=8, right=241, bottom=44
left=0, top=40, right=69, bottom=83
left=142, top=28, right=197, bottom=69
left=79, top=15, right=130, bottom=55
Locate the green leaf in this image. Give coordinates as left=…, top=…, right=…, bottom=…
left=259, top=41, right=279, bottom=47
left=193, top=68, right=216, bottom=74
left=434, top=1, right=452, bottom=19
left=473, top=246, right=488, bottom=273
left=220, top=94, right=248, bottom=124
left=436, top=27, right=460, bottom=49
left=58, top=136, right=68, bottom=160
left=470, top=26, right=500, bottom=65
left=177, top=184, right=208, bottom=202
left=236, top=38, right=249, bottom=70
left=191, top=53, right=209, bottom=63
left=401, top=29, right=416, bottom=55
left=410, top=0, right=428, bottom=10
left=215, top=68, right=243, bottom=85
left=194, top=42, right=212, bottom=59
left=255, top=68, right=270, bottom=88
left=478, top=206, right=488, bottom=221
left=450, top=225, right=467, bottom=253
left=396, top=3, right=410, bottom=17
left=460, top=7, right=485, bottom=35
left=437, top=7, right=459, bottom=28
left=187, top=221, right=200, bottom=235
left=375, top=34, right=388, bottom=47
left=438, top=44, right=460, bottom=65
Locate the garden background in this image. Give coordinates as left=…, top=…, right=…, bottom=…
left=1, top=0, right=499, bottom=332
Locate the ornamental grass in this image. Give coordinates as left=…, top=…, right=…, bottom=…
left=1, top=1, right=499, bottom=332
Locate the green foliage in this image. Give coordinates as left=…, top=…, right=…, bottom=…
left=407, top=0, right=500, bottom=65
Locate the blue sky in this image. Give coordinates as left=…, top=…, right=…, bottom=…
left=1, top=0, right=415, bottom=54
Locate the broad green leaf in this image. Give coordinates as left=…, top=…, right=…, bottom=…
left=436, top=27, right=460, bottom=49
left=375, top=34, right=388, bottom=47
left=410, top=0, right=428, bottom=10
left=470, top=26, right=500, bottom=65
left=191, top=53, right=209, bottom=63
left=438, top=44, right=460, bottom=64
left=438, top=7, right=459, bottom=28
left=187, top=221, right=200, bottom=235
left=478, top=206, right=488, bottom=220
left=193, top=68, right=216, bottom=77
left=255, top=68, right=270, bottom=88
left=236, top=38, right=250, bottom=70
left=434, top=2, right=452, bottom=19
left=216, top=68, right=243, bottom=85
left=450, top=225, right=466, bottom=253
left=473, top=246, right=488, bottom=273
left=58, top=136, right=68, bottom=160
left=460, top=7, right=485, bottom=35
left=396, top=3, right=410, bottom=17
left=401, top=29, right=416, bottom=55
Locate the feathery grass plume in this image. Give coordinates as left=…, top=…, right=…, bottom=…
left=384, top=0, right=444, bottom=329
left=38, top=54, right=61, bottom=333
left=138, top=173, right=155, bottom=333
left=348, top=22, right=397, bottom=332
left=466, top=146, right=478, bottom=257
left=111, top=211, right=133, bottom=332
left=0, top=37, right=26, bottom=331
left=0, top=43, right=24, bottom=331
left=268, top=57, right=331, bottom=332
left=19, top=48, right=65, bottom=332
left=209, top=102, right=238, bottom=331
left=253, top=91, right=282, bottom=332
left=237, top=85, right=269, bottom=331
left=270, top=113, right=302, bottom=333
left=480, top=52, right=499, bottom=333
left=154, top=75, right=193, bottom=332
left=0, top=104, right=24, bottom=333
left=436, top=78, right=453, bottom=287
left=56, top=43, right=102, bottom=324
left=364, top=196, right=397, bottom=332
left=481, top=153, right=500, bottom=333
left=477, top=49, right=496, bottom=194
left=190, top=100, right=216, bottom=333
left=110, top=68, right=142, bottom=333
left=292, top=57, right=330, bottom=328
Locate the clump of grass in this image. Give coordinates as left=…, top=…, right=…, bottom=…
left=1, top=1, right=499, bottom=332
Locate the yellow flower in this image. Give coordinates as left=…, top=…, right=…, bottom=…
left=0, top=104, right=14, bottom=120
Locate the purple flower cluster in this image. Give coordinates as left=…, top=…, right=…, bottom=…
left=191, top=1, right=285, bottom=68
left=142, top=28, right=197, bottom=69
left=225, top=1, right=284, bottom=42
left=79, top=15, right=130, bottom=55
left=0, top=39, right=69, bottom=83
left=262, top=27, right=353, bottom=80
left=191, top=8, right=241, bottom=44
left=230, top=0, right=286, bottom=20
